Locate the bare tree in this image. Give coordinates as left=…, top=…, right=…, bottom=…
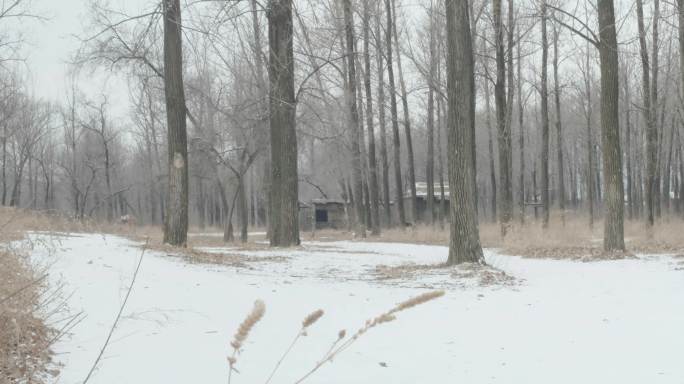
left=445, top=0, right=483, bottom=265
left=343, top=0, right=366, bottom=237
left=268, top=0, right=299, bottom=246
left=162, top=0, right=189, bottom=246
left=363, top=0, right=380, bottom=235
left=597, top=0, right=625, bottom=251
left=384, top=0, right=405, bottom=226
left=553, top=24, right=565, bottom=225
left=540, top=0, right=550, bottom=228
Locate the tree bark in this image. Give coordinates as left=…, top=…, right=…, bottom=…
left=598, top=0, right=626, bottom=251
left=267, top=0, right=300, bottom=247
left=342, top=0, right=367, bottom=237
left=384, top=0, right=405, bottom=226
left=445, top=0, right=483, bottom=265
left=484, top=69, right=497, bottom=222
left=363, top=0, right=381, bottom=235
left=636, top=0, right=657, bottom=228
left=553, top=25, right=565, bottom=225
left=493, top=0, right=513, bottom=234
left=162, top=0, right=189, bottom=247
left=540, top=0, right=550, bottom=228
left=391, top=0, right=417, bottom=223
left=517, top=29, right=525, bottom=224
left=584, top=43, right=595, bottom=227
left=425, top=1, right=437, bottom=225
left=374, top=5, right=392, bottom=227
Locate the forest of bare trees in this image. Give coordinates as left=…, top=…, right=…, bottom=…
left=1, top=0, right=684, bottom=258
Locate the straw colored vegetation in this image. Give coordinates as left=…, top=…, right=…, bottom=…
left=309, top=212, right=684, bottom=260
left=0, top=208, right=58, bottom=382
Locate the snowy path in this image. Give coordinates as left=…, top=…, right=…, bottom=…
left=27, top=233, right=684, bottom=384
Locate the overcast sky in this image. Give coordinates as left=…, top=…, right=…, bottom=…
left=23, top=0, right=151, bottom=119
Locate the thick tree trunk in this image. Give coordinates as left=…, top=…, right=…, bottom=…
left=445, top=0, right=483, bottom=265
left=267, top=0, right=300, bottom=246
left=162, top=0, right=189, bottom=247
left=384, top=0, right=405, bottom=226
left=598, top=0, right=626, bottom=251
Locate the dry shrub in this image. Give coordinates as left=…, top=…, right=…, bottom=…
left=346, top=211, right=684, bottom=260
left=0, top=247, right=56, bottom=383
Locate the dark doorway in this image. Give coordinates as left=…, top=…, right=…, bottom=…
left=315, top=209, right=328, bottom=223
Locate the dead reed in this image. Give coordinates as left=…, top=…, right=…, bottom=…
left=226, top=291, right=444, bottom=384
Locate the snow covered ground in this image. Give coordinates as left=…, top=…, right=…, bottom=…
left=24, top=232, right=684, bottom=384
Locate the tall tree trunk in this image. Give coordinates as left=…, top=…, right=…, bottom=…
left=390, top=0, right=417, bottom=223
left=425, top=1, right=437, bottom=226
left=678, top=0, right=684, bottom=213
left=342, top=0, right=367, bottom=237
left=598, top=0, right=626, bottom=251
left=162, top=0, right=189, bottom=247
left=484, top=72, right=497, bottom=222
left=267, top=0, right=300, bottom=246
left=374, top=5, right=392, bottom=227
left=437, top=70, right=446, bottom=228
left=540, top=0, right=550, bottom=228
left=553, top=25, right=565, bottom=225
left=239, top=175, right=248, bottom=243
left=517, top=29, right=525, bottom=224
left=636, top=0, right=657, bottom=227
left=384, top=0, right=405, bottom=226
left=363, top=0, right=380, bottom=235
left=445, top=0, right=483, bottom=265
left=624, top=72, right=634, bottom=220
left=664, top=117, right=675, bottom=213
left=493, top=0, right=513, bottom=234
left=2, top=126, right=6, bottom=206
left=251, top=0, right=270, bottom=235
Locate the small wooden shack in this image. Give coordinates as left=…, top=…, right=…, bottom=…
left=299, top=199, right=347, bottom=230
left=403, top=182, right=450, bottom=223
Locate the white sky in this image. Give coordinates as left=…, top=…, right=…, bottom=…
left=22, top=0, right=150, bottom=119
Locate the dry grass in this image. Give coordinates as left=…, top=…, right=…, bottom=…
left=373, top=261, right=517, bottom=287
left=0, top=246, right=57, bottom=383
left=143, top=241, right=288, bottom=268
left=309, top=212, right=684, bottom=260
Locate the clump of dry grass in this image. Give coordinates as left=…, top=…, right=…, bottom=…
left=374, top=261, right=516, bottom=287
left=0, top=247, right=56, bottom=383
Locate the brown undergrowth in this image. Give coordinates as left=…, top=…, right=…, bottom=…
left=317, top=212, right=684, bottom=260
left=0, top=209, right=60, bottom=383
left=373, top=261, right=517, bottom=287
left=142, top=242, right=288, bottom=268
